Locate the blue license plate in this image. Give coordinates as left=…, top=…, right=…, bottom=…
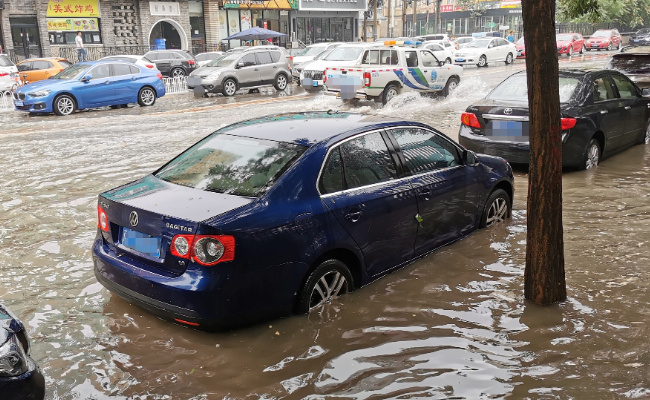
left=489, top=120, right=528, bottom=139
left=121, top=227, right=161, bottom=258
left=313, top=81, right=318, bottom=87
left=456, top=58, right=465, bottom=62
left=14, top=100, right=23, bottom=107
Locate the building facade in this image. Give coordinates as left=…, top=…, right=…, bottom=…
left=0, top=0, right=361, bottom=62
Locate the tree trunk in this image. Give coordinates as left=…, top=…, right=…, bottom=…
left=522, top=0, right=567, bottom=305
left=373, top=0, right=378, bottom=40
left=387, top=0, right=392, bottom=37
left=436, top=0, right=442, bottom=34
left=413, top=0, right=417, bottom=36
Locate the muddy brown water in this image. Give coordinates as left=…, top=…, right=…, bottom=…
left=0, top=59, right=648, bottom=398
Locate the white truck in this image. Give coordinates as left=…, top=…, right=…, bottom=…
left=323, top=45, right=463, bottom=104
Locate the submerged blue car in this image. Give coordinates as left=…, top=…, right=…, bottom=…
left=13, top=60, right=165, bottom=116
left=92, top=112, right=514, bottom=329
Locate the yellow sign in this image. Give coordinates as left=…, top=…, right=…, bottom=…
left=46, top=0, right=100, bottom=18
left=222, top=0, right=297, bottom=10
left=46, top=18, right=99, bottom=32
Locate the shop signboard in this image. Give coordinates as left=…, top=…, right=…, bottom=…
left=46, top=0, right=100, bottom=18
left=46, top=17, right=99, bottom=31
left=501, top=0, right=521, bottom=8
left=299, top=0, right=366, bottom=12
left=150, top=2, right=181, bottom=16
left=222, top=0, right=297, bottom=9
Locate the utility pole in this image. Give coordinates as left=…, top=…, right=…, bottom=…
left=387, top=0, right=392, bottom=37
left=402, top=0, right=407, bottom=36
left=435, top=0, right=442, bottom=34
left=412, top=0, right=417, bottom=36
left=373, top=0, right=378, bottom=40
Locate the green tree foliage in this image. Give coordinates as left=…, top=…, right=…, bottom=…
left=558, top=0, right=650, bottom=27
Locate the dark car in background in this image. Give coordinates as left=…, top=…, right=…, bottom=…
left=0, top=303, right=45, bottom=400
left=459, top=69, right=650, bottom=170
left=93, top=112, right=514, bottom=330
left=628, top=28, right=650, bottom=46
left=143, top=50, right=197, bottom=78
left=606, top=46, right=650, bottom=89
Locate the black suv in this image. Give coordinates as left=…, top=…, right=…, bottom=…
left=143, top=50, right=197, bottom=78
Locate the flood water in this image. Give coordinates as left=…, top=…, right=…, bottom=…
left=0, top=55, right=648, bottom=399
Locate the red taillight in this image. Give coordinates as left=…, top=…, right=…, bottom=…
left=0, top=72, right=8, bottom=77
left=188, top=60, right=195, bottom=65
left=170, top=234, right=235, bottom=266
left=157, top=73, right=163, bottom=80
left=322, top=70, right=327, bottom=84
left=561, top=117, right=577, bottom=130
left=363, top=72, right=371, bottom=87
left=97, top=206, right=109, bottom=232
left=461, top=112, right=481, bottom=129
left=146, top=64, right=154, bottom=69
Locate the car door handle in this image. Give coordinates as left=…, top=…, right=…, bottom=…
left=624, top=106, right=631, bottom=110
left=344, top=210, right=362, bottom=222
left=105, top=80, right=110, bottom=84
left=600, top=110, right=608, bottom=114
left=419, top=188, right=431, bottom=200
left=254, top=68, right=259, bottom=71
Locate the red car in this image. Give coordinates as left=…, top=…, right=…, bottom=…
left=556, top=33, right=585, bottom=56
left=585, top=29, right=622, bottom=51
left=515, top=37, right=526, bottom=58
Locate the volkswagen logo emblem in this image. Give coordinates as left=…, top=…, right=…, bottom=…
left=129, top=211, right=139, bottom=227
left=504, top=108, right=513, bottom=115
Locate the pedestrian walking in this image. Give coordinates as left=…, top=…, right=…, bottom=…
left=507, top=31, right=515, bottom=43
left=76, top=31, right=87, bottom=63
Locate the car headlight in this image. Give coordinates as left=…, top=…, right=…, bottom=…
left=29, top=89, right=51, bottom=98
left=0, top=333, right=29, bottom=377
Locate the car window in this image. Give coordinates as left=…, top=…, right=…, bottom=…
left=405, top=51, right=419, bottom=67
left=380, top=50, right=398, bottom=65
left=147, top=53, right=160, bottom=60
left=362, top=50, right=379, bottom=64
left=391, top=128, right=460, bottom=173
left=611, top=74, right=638, bottom=99
left=113, top=63, right=133, bottom=76
left=0, top=55, right=13, bottom=67
left=339, top=132, right=397, bottom=190
left=487, top=74, right=580, bottom=103
left=59, top=60, right=73, bottom=68
left=592, top=76, right=616, bottom=102
left=256, top=51, right=273, bottom=65
left=319, top=147, right=345, bottom=194
left=17, top=61, right=32, bottom=71
left=269, top=51, right=281, bottom=63
left=426, top=44, right=443, bottom=51
left=32, top=60, right=53, bottom=70
left=173, top=52, right=186, bottom=60
left=90, top=64, right=111, bottom=80
left=241, top=53, right=257, bottom=66
left=420, top=51, right=439, bottom=67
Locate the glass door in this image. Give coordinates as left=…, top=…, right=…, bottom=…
left=10, top=18, right=42, bottom=61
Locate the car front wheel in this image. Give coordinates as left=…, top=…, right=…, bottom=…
left=296, top=259, right=353, bottom=314
left=505, top=53, right=514, bottom=64
left=480, top=189, right=511, bottom=228
left=138, top=86, right=156, bottom=106
left=477, top=55, right=487, bottom=67
left=222, top=79, right=237, bottom=96
left=53, top=94, right=76, bottom=116
left=607, top=42, right=612, bottom=51
left=445, top=57, right=452, bottom=65
left=442, top=77, right=459, bottom=97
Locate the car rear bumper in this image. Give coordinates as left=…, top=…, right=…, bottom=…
left=0, top=360, right=46, bottom=400
left=459, top=128, right=531, bottom=165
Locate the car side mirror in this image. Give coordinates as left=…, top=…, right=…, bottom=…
left=463, top=149, right=478, bottom=165
left=237, top=61, right=245, bottom=68
left=81, top=74, right=92, bottom=82
left=642, top=88, right=650, bottom=97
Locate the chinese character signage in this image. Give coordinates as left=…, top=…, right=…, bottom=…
left=47, top=17, right=99, bottom=31
left=501, top=0, right=521, bottom=8
left=222, top=0, right=298, bottom=10
left=150, top=2, right=181, bottom=16
left=46, top=0, right=100, bottom=18
left=299, top=0, right=366, bottom=11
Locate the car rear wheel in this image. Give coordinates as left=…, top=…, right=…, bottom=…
left=382, top=83, right=400, bottom=104
left=607, top=42, right=612, bottom=51
left=53, top=94, right=76, bottom=116
left=580, top=44, right=585, bottom=54
left=505, top=53, right=514, bottom=64
left=480, top=189, right=511, bottom=228
left=477, top=55, right=487, bottom=67
left=138, top=86, right=156, bottom=106
left=222, top=79, right=237, bottom=96
left=641, top=119, right=650, bottom=144
left=297, top=259, right=353, bottom=314
left=442, top=77, right=459, bottom=97
left=171, top=68, right=186, bottom=78
left=583, top=138, right=601, bottom=170
left=273, top=73, right=288, bottom=91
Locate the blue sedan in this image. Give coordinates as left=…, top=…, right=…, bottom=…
left=13, top=60, right=166, bottom=116
left=92, top=112, right=514, bottom=329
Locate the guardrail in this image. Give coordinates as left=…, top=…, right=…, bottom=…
left=0, top=90, right=14, bottom=111
left=163, top=76, right=188, bottom=95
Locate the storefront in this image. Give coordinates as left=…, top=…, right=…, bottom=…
left=218, top=0, right=295, bottom=48
left=294, top=0, right=363, bottom=44
left=10, top=16, right=42, bottom=60
left=45, top=0, right=103, bottom=46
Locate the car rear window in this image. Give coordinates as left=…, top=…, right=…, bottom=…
left=155, top=134, right=306, bottom=197
left=486, top=74, right=580, bottom=103
left=607, top=55, right=650, bottom=73
left=0, top=55, right=13, bottom=67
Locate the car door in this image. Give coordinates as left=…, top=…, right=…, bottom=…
left=586, top=74, right=628, bottom=151
left=386, top=127, right=481, bottom=255
left=610, top=73, right=648, bottom=145
left=31, top=60, right=55, bottom=81
left=112, top=63, right=139, bottom=104
left=151, top=52, right=172, bottom=75
left=319, top=130, right=419, bottom=277
left=255, top=51, right=274, bottom=84
left=420, top=50, right=447, bottom=91
left=404, top=49, right=428, bottom=91
left=236, top=53, right=261, bottom=88
left=76, top=63, right=114, bottom=107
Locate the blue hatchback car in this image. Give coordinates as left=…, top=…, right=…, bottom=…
left=13, top=60, right=165, bottom=116
left=92, top=112, right=514, bottom=329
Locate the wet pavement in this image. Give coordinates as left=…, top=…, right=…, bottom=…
left=0, top=53, right=649, bottom=399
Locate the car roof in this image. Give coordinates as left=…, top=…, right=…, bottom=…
left=102, top=54, right=143, bottom=58
left=216, top=112, right=423, bottom=147
left=18, top=57, right=68, bottom=62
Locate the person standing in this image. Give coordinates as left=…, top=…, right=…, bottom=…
left=507, top=31, right=515, bottom=43
left=75, top=31, right=87, bottom=62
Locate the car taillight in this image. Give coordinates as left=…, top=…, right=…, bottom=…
left=322, top=70, right=327, bottom=84
left=145, top=64, right=154, bottom=69
left=97, top=205, right=109, bottom=232
left=170, top=234, right=235, bottom=266
left=363, top=72, right=371, bottom=87
left=0, top=72, right=8, bottom=77
left=461, top=112, right=481, bottom=128
left=157, top=73, right=163, bottom=80
left=188, top=60, right=195, bottom=65
left=561, top=117, right=577, bottom=130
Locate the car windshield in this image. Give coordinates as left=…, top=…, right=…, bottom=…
left=466, top=39, right=491, bottom=48
left=155, top=134, right=307, bottom=197
left=607, top=54, right=650, bottom=73
left=212, top=54, right=238, bottom=67
left=314, top=49, right=334, bottom=60
left=50, top=63, right=90, bottom=80
left=592, top=31, right=611, bottom=38
left=486, top=74, right=580, bottom=103
left=516, top=37, right=525, bottom=44
left=556, top=34, right=573, bottom=41
left=300, top=46, right=326, bottom=56
left=325, top=47, right=363, bottom=61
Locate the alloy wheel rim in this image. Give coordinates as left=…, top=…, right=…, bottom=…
left=308, top=271, right=349, bottom=311
left=225, top=81, right=236, bottom=95
left=478, top=56, right=486, bottom=66
left=142, top=89, right=155, bottom=105
left=486, top=198, right=508, bottom=226
left=277, top=75, right=286, bottom=89
left=506, top=54, right=512, bottom=63
left=586, top=144, right=599, bottom=169
left=58, top=97, right=73, bottom=115
left=448, top=81, right=458, bottom=92
left=172, top=69, right=185, bottom=78
left=386, top=87, right=398, bottom=101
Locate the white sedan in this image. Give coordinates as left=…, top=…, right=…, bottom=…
left=421, top=41, right=455, bottom=64
left=100, top=55, right=157, bottom=70
left=453, top=37, right=516, bottom=67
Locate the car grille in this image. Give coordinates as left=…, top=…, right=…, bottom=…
left=14, top=92, right=26, bottom=100
left=303, top=71, right=323, bottom=80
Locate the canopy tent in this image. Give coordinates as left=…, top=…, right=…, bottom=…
left=225, top=27, right=287, bottom=41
